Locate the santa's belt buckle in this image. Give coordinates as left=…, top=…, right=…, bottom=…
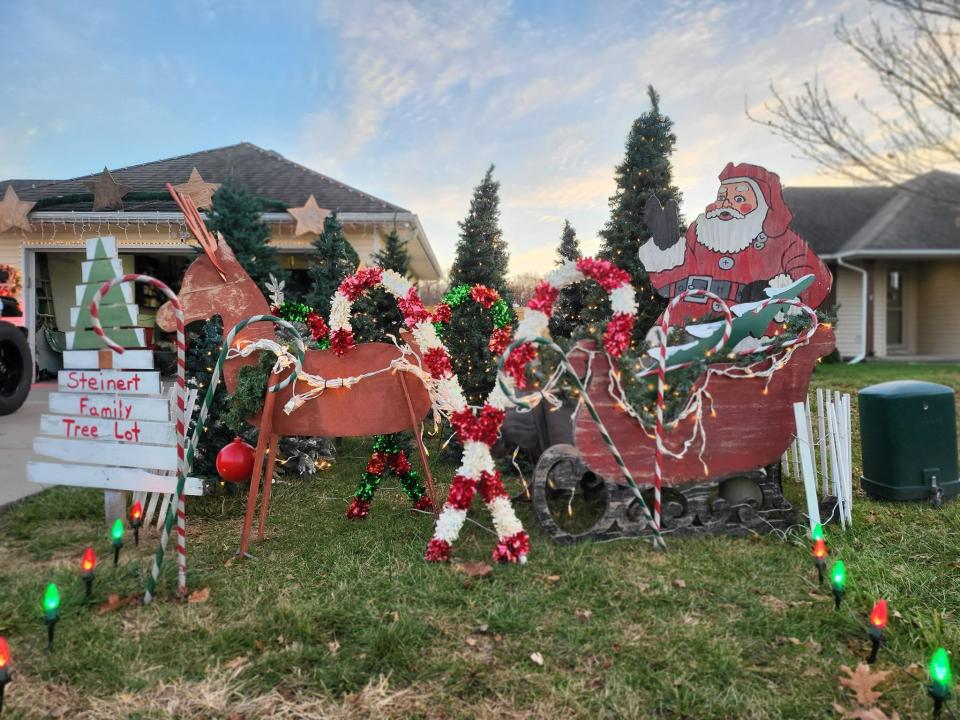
left=684, top=276, right=712, bottom=303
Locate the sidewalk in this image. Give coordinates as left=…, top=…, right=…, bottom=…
left=0, top=382, right=52, bottom=508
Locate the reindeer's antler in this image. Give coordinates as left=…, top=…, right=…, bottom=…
left=166, top=182, right=227, bottom=281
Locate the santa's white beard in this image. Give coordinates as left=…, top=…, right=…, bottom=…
left=694, top=209, right=766, bottom=253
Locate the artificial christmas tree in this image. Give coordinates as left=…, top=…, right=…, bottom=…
left=581, top=85, right=683, bottom=344
left=548, top=220, right=586, bottom=340
left=364, top=222, right=410, bottom=342
left=205, top=183, right=281, bottom=291
left=306, top=212, right=360, bottom=317
left=446, top=165, right=514, bottom=405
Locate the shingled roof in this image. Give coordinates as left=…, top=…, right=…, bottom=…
left=785, top=171, right=960, bottom=258
left=10, top=143, right=408, bottom=214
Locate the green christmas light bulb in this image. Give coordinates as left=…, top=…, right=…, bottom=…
left=830, top=560, right=846, bottom=591
left=110, top=518, right=124, bottom=545
left=930, top=647, right=953, bottom=691
left=811, top=523, right=824, bottom=542
left=43, top=583, right=60, bottom=619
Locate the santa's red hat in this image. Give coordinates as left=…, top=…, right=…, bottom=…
left=718, top=162, right=792, bottom=238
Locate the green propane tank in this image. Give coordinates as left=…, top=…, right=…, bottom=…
left=859, top=380, right=959, bottom=505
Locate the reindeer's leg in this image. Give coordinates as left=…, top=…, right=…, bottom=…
left=256, top=433, right=281, bottom=540
left=238, top=371, right=280, bottom=558
left=346, top=436, right=387, bottom=520
left=397, top=371, right=440, bottom=515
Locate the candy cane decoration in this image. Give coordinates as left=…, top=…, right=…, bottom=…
left=654, top=289, right=733, bottom=531
left=88, top=275, right=190, bottom=598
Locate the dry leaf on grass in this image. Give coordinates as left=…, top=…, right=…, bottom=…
left=96, top=593, right=139, bottom=614
left=833, top=703, right=901, bottom=720
left=465, top=636, right=478, bottom=647
left=327, top=640, right=340, bottom=654
left=839, top=663, right=891, bottom=706
left=761, top=594, right=789, bottom=611
left=544, top=574, right=561, bottom=582
left=187, top=587, right=211, bottom=604
left=454, top=561, right=493, bottom=578
left=224, top=656, right=249, bottom=671
left=576, top=609, right=593, bottom=623
left=530, top=652, right=544, bottom=666
left=672, top=579, right=687, bottom=589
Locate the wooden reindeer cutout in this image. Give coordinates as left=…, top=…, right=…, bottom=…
left=157, top=186, right=436, bottom=557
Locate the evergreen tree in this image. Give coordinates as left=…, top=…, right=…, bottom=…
left=447, top=165, right=513, bottom=405
left=205, top=182, right=281, bottom=291
left=548, top=219, right=586, bottom=340
left=306, top=212, right=360, bottom=318
left=582, top=85, right=683, bottom=342
left=366, top=221, right=410, bottom=341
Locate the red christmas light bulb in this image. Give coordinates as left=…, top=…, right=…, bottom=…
left=81, top=545, right=96, bottom=574
left=812, top=538, right=827, bottom=560
left=0, top=636, right=9, bottom=668
left=869, top=599, right=888, bottom=630
left=130, top=500, right=143, bottom=523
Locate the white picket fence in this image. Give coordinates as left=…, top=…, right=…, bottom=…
left=784, top=388, right=854, bottom=532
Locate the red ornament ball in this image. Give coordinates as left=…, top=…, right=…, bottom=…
left=216, top=437, right=256, bottom=483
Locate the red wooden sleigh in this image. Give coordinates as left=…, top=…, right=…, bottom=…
left=531, top=326, right=836, bottom=543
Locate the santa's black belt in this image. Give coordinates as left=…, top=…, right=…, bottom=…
left=657, top=276, right=743, bottom=304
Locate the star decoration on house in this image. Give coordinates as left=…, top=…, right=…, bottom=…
left=173, top=167, right=221, bottom=209
left=83, top=167, right=131, bottom=211
left=0, top=185, right=36, bottom=234
left=287, top=194, right=331, bottom=237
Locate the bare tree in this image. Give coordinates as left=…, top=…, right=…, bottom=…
left=749, top=0, right=960, bottom=199
left=507, top=272, right=543, bottom=307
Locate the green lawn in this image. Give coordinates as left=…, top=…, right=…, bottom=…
left=0, top=362, right=957, bottom=719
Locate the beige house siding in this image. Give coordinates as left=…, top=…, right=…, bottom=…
left=901, top=265, right=920, bottom=354
left=834, top=266, right=865, bottom=357
left=916, top=261, right=960, bottom=356
left=872, top=262, right=888, bottom=357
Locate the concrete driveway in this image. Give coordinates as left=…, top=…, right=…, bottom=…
left=0, top=381, right=52, bottom=508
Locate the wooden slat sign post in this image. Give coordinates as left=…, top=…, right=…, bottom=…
left=27, top=236, right=202, bottom=522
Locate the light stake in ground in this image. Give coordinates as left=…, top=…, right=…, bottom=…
left=129, top=501, right=143, bottom=546
left=812, top=538, right=827, bottom=586
left=42, top=583, right=60, bottom=650
left=867, top=599, right=887, bottom=664
left=110, top=518, right=124, bottom=566
left=928, top=647, right=952, bottom=717
left=80, top=546, right=96, bottom=599
left=0, top=635, right=11, bottom=714
left=830, top=559, right=846, bottom=610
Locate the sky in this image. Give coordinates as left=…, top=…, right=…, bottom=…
left=0, top=0, right=893, bottom=275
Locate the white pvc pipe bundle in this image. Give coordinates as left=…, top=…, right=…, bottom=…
left=788, top=390, right=853, bottom=532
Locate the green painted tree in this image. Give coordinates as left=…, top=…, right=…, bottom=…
left=447, top=165, right=513, bottom=405
left=582, top=85, right=683, bottom=343
left=548, top=219, right=586, bottom=340
left=205, top=182, right=281, bottom=291
left=365, top=221, right=410, bottom=342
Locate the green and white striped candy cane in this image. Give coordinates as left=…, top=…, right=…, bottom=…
left=497, top=336, right=667, bottom=551
left=143, top=314, right=305, bottom=604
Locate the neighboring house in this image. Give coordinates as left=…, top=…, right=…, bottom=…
left=0, top=142, right=440, bottom=374
left=785, top=170, right=960, bottom=361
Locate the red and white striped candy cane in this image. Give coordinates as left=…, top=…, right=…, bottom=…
left=88, top=274, right=190, bottom=597
left=654, top=289, right=733, bottom=530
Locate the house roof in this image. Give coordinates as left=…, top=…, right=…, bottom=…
left=8, top=142, right=409, bottom=214
left=0, top=179, right=59, bottom=191
left=785, top=171, right=960, bottom=258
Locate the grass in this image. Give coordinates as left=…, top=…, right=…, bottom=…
left=0, top=362, right=957, bottom=718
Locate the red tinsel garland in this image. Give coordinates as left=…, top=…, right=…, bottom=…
left=576, top=257, right=631, bottom=292
left=470, top=285, right=500, bottom=309
left=448, top=474, right=477, bottom=510
left=488, top=326, right=513, bottom=355
left=450, top=405, right=506, bottom=446
left=492, top=531, right=530, bottom=563
left=423, top=346, right=454, bottom=379
left=603, top=312, right=635, bottom=359
left=397, top=288, right=431, bottom=328
left=306, top=312, right=330, bottom=341
left=425, top=538, right=451, bottom=562
left=431, top=302, right=452, bottom=324
left=330, top=328, right=355, bottom=356
left=366, top=451, right=388, bottom=475
left=478, top=470, right=508, bottom=503
left=502, top=341, right=538, bottom=389
left=528, top=281, right=559, bottom=315
left=338, top=267, right=384, bottom=301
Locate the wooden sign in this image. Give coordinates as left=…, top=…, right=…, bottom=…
left=57, top=369, right=160, bottom=395
left=47, top=392, right=170, bottom=422
left=28, top=236, right=200, bottom=519
left=39, top=414, right=177, bottom=445
left=27, top=462, right=202, bottom=496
